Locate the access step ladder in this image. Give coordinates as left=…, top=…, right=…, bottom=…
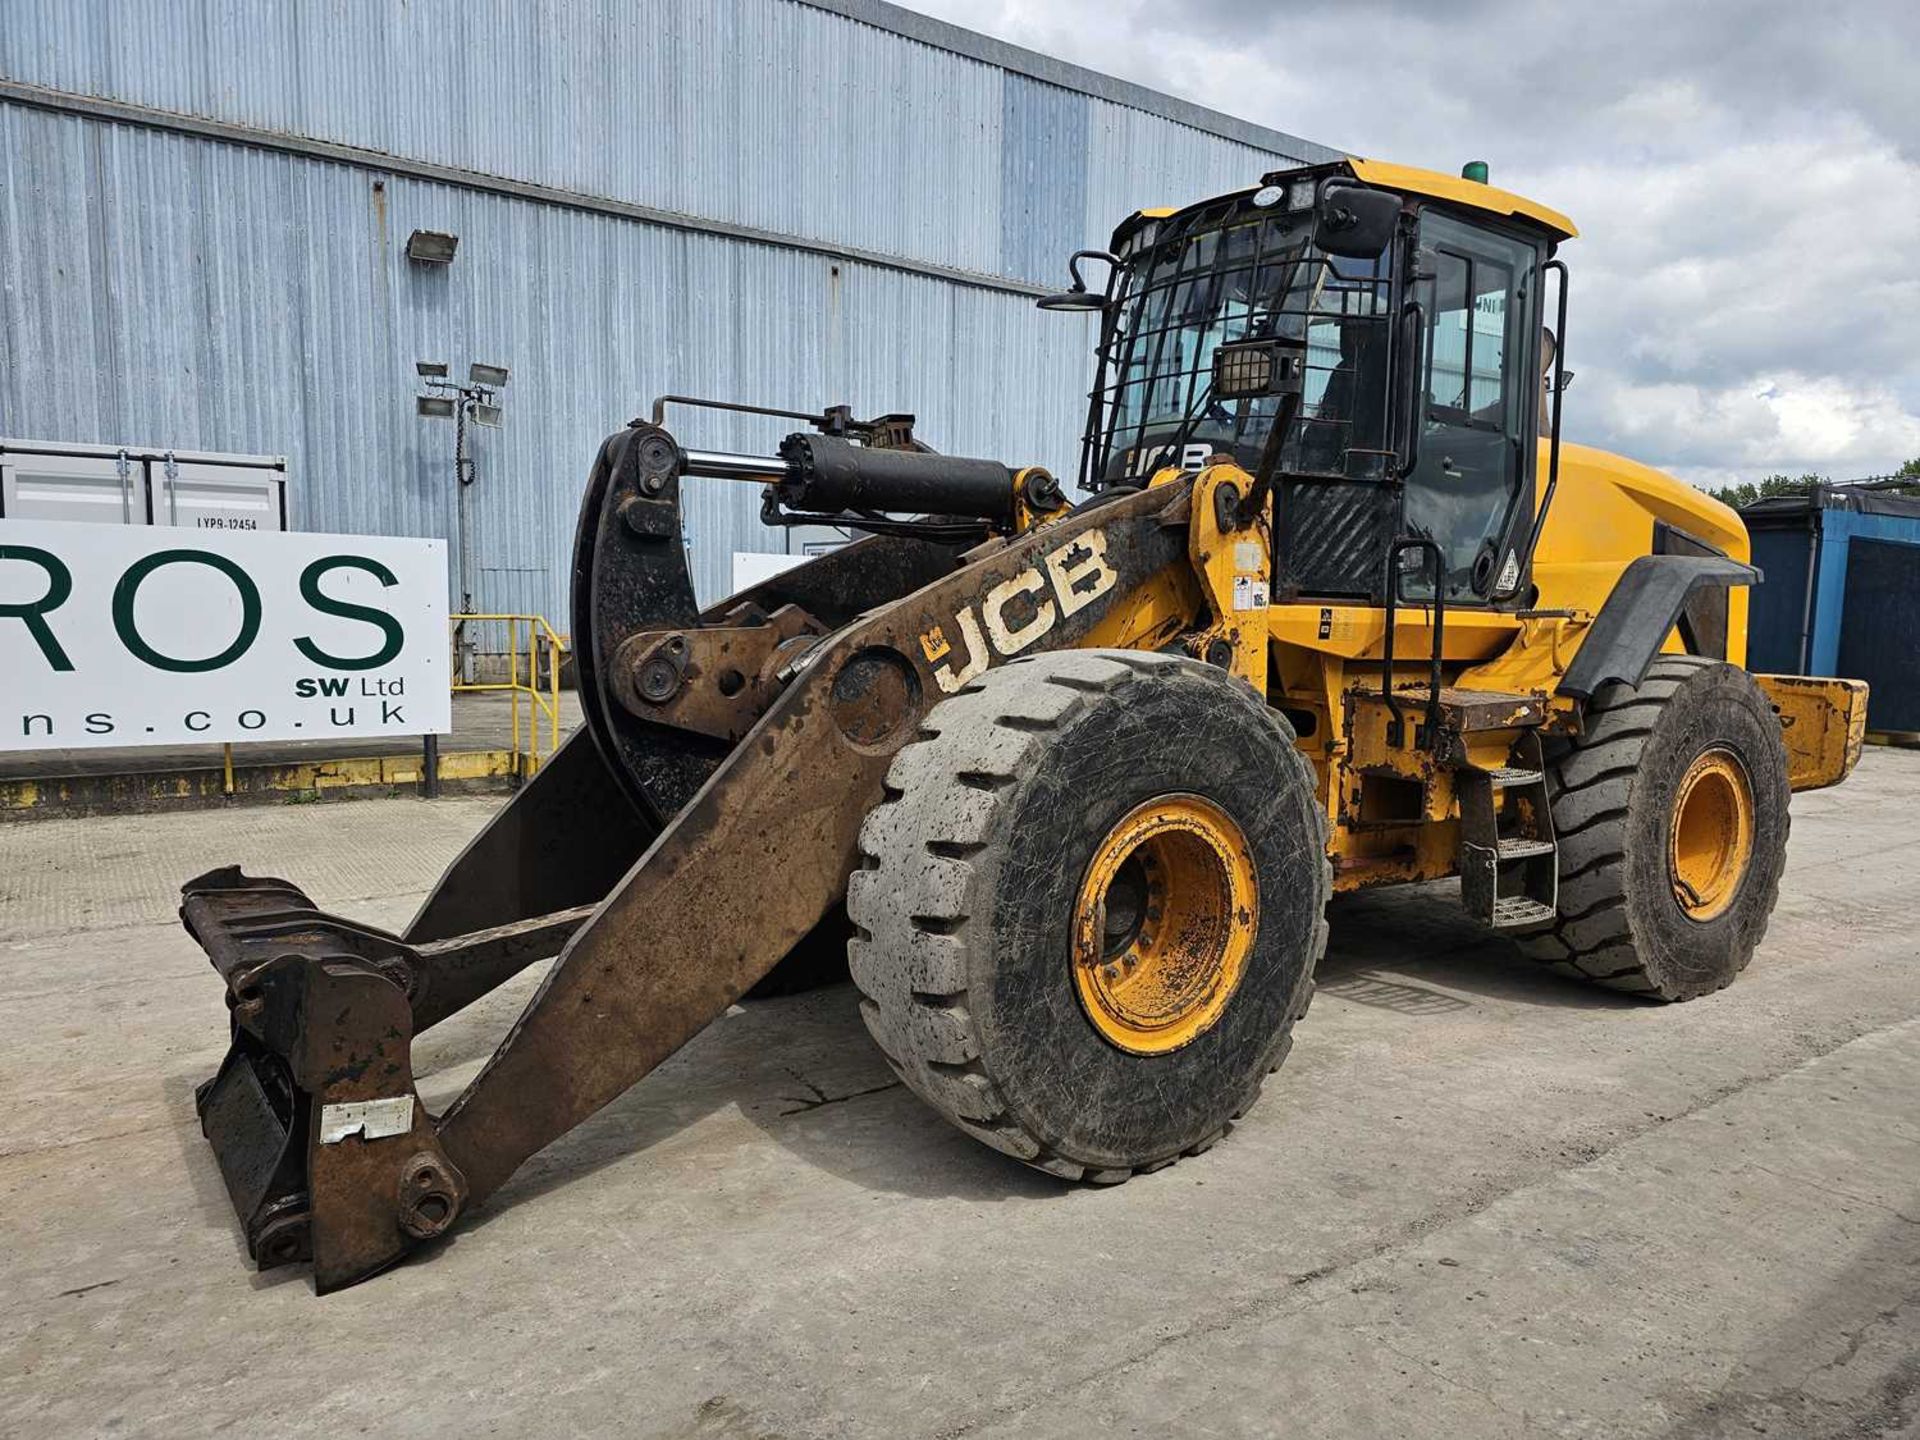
left=1457, top=733, right=1559, bottom=928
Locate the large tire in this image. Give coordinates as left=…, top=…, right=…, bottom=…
left=1519, top=656, right=1791, bottom=1001
left=848, top=650, right=1329, bottom=1182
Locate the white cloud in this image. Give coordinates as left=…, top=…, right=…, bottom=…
left=908, top=0, right=1920, bottom=487
left=1591, top=367, right=1920, bottom=473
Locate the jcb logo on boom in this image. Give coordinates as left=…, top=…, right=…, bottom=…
left=917, top=529, right=1117, bottom=693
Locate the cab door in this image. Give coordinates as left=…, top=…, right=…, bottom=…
left=1401, top=211, right=1541, bottom=603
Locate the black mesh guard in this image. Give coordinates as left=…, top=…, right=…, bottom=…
left=1279, top=480, right=1396, bottom=600
left=1085, top=172, right=1394, bottom=492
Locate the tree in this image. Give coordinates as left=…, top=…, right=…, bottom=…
left=1704, top=472, right=1827, bottom=511
left=1705, top=457, right=1920, bottom=510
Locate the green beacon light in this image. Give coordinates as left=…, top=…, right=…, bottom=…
left=1461, top=160, right=1490, bottom=185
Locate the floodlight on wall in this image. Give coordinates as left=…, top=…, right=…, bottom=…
left=405, top=229, right=459, bottom=264
left=412, top=360, right=510, bottom=680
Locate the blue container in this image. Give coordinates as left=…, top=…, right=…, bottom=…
left=1743, top=486, right=1920, bottom=732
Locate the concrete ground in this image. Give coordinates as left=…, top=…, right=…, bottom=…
left=1, top=752, right=1916, bottom=1439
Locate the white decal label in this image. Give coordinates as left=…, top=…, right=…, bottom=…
left=1496, top=550, right=1521, bottom=593
left=319, top=1096, right=416, bottom=1144
left=921, top=529, right=1120, bottom=694
left=1233, top=576, right=1270, bottom=612
left=981, top=567, right=1056, bottom=655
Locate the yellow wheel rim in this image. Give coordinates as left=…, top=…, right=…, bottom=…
left=1668, top=748, right=1755, bottom=922
left=1071, top=794, right=1257, bottom=1055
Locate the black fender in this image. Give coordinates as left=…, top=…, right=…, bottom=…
left=1557, top=554, right=1760, bottom=701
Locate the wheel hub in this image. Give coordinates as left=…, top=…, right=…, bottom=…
left=1071, top=794, right=1257, bottom=1055
left=1669, top=747, right=1755, bottom=922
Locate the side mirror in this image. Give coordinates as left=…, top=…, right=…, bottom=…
left=1036, top=249, right=1120, bottom=312
left=1211, top=337, right=1306, bottom=401
left=1313, top=186, right=1400, bottom=259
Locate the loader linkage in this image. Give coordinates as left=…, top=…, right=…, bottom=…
left=185, top=418, right=1180, bottom=1290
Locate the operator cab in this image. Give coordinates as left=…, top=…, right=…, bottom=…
left=1055, top=158, right=1575, bottom=609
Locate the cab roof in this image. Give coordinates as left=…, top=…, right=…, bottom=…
left=1346, top=157, right=1578, bottom=239
left=1127, top=156, right=1578, bottom=243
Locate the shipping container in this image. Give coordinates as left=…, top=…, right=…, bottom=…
left=0, top=438, right=287, bottom=531
left=1744, top=485, right=1920, bottom=733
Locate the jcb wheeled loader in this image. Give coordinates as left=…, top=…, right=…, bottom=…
left=183, top=158, right=1868, bottom=1291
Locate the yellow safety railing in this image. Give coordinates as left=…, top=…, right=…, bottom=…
left=450, top=613, right=568, bottom=776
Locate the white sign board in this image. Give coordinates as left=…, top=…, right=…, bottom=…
left=731, top=549, right=808, bottom=593
left=0, top=520, right=450, bottom=750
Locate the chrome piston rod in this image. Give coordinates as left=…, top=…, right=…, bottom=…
left=679, top=448, right=792, bottom=483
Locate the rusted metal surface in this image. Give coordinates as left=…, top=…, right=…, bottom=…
left=714, top=530, right=967, bottom=631
left=1345, top=685, right=1547, bottom=758
left=573, top=423, right=982, bottom=827
left=410, top=481, right=969, bottom=949
left=571, top=426, right=729, bottom=827
left=182, top=414, right=1205, bottom=1290
left=405, top=729, right=654, bottom=943
left=610, top=603, right=826, bottom=741
left=184, top=868, right=457, bottom=1290
left=433, top=480, right=1189, bottom=1215
left=185, top=866, right=598, bottom=1287
left=185, top=867, right=591, bottom=1034
left=184, top=474, right=1195, bottom=1289
left=410, top=906, right=598, bottom=1031
left=1429, top=686, right=1549, bottom=732
left=1754, top=673, right=1869, bottom=791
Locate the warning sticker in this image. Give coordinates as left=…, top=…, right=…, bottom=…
left=1233, top=575, right=1270, bottom=612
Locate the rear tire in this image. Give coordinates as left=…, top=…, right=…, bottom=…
left=1519, top=656, right=1790, bottom=1001
left=847, top=650, right=1329, bottom=1180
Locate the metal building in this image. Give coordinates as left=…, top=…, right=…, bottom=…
left=0, top=0, right=1335, bottom=615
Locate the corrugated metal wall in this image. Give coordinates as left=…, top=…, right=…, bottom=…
left=0, top=0, right=1333, bottom=611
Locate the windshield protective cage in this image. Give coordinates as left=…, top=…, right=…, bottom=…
left=1085, top=194, right=1396, bottom=490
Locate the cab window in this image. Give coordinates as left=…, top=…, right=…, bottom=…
left=1402, top=212, right=1538, bottom=603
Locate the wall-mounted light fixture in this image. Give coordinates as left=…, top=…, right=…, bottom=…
left=468, top=362, right=509, bottom=387
left=405, top=229, right=459, bottom=264
left=415, top=360, right=449, bottom=378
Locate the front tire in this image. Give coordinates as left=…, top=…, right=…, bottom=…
left=847, top=650, right=1329, bottom=1181
left=1520, top=656, right=1791, bottom=1000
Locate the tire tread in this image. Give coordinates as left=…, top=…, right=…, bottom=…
left=1517, top=655, right=1790, bottom=1001
left=848, top=650, right=1330, bottom=1182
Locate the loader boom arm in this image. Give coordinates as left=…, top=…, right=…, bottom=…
left=443, top=474, right=1184, bottom=1207
left=187, top=429, right=1192, bottom=1289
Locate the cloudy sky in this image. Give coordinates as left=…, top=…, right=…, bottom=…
left=911, top=0, right=1920, bottom=490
